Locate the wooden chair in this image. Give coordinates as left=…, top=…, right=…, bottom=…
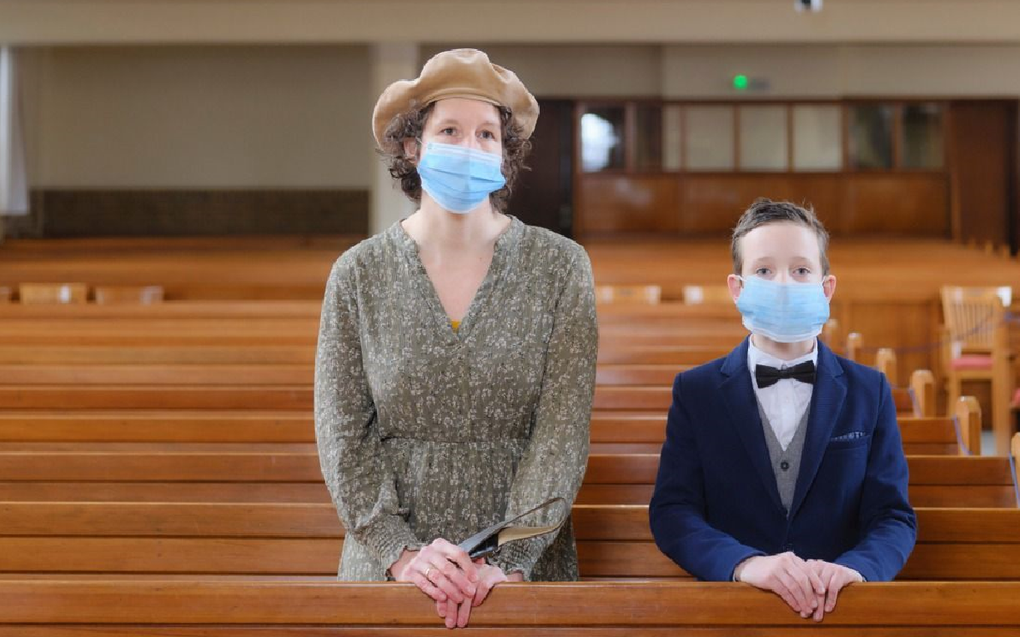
left=819, top=318, right=840, bottom=350
left=941, top=285, right=1013, bottom=454
left=681, top=285, right=731, bottom=305
left=595, top=285, right=661, bottom=305
left=875, top=348, right=897, bottom=383
left=93, top=285, right=165, bottom=305
left=846, top=332, right=862, bottom=362
left=17, top=282, right=89, bottom=305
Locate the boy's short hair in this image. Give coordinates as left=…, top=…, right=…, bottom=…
left=731, top=198, right=830, bottom=275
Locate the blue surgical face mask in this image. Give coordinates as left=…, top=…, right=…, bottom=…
left=417, top=141, right=506, bottom=214
left=735, top=275, right=830, bottom=343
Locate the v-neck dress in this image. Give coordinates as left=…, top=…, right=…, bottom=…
left=314, top=216, right=598, bottom=581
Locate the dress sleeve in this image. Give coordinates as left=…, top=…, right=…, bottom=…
left=314, top=259, right=422, bottom=572
left=491, top=246, right=599, bottom=580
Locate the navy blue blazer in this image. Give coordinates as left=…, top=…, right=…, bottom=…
left=649, top=338, right=916, bottom=583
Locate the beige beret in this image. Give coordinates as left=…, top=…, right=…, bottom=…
left=372, top=48, right=539, bottom=149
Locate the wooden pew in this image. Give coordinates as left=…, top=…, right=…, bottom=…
left=588, top=397, right=980, bottom=455
left=1, top=445, right=1014, bottom=507
left=0, top=406, right=971, bottom=454
left=0, top=504, right=1014, bottom=581
left=0, top=580, right=1017, bottom=635
left=579, top=452, right=1019, bottom=508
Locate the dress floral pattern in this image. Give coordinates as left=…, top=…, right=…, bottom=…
left=314, top=216, right=598, bottom=581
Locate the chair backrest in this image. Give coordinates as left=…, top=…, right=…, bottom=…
left=93, top=285, right=165, bottom=305
left=595, top=285, right=661, bottom=305
left=18, top=283, right=89, bottom=305
left=941, top=286, right=1009, bottom=354
left=681, top=285, right=731, bottom=305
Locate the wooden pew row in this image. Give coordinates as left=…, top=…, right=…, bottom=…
left=0, top=314, right=744, bottom=333
left=0, top=449, right=1012, bottom=508
left=0, top=580, right=1017, bottom=635
left=0, top=364, right=934, bottom=427
left=0, top=382, right=934, bottom=415
left=0, top=402, right=978, bottom=455
left=0, top=345, right=734, bottom=366
left=590, top=397, right=981, bottom=455
left=0, top=504, right=1013, bottom=581
left=579, top=452, right=1020, bottom=508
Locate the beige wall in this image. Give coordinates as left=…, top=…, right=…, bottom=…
left=663, top=44, right=1020, bottom=98
left=23, top=45, right=372, bottom=189
left=422, top=45, right=663, bottom=98
left=18, top=42, right=1020, bottom=190
left=6, top=1, right=1020, bottom=45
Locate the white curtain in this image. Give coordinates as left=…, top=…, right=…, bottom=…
left=0, top=46, right=29, bottom=216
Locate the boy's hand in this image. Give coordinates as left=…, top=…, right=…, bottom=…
left=733, top=552, right=827, bottom=618
left=805, top=560, right=864, bottom=620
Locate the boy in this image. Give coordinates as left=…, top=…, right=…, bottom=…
left=649, top=199, right=916, bottom=622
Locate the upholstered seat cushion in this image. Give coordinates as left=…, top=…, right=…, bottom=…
left=950, top=355, right=993, bottom=371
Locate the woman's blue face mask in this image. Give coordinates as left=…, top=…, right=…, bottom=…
left=735, top=275, right=830, bottom=343
left=417, top=141, right=506, bottom=214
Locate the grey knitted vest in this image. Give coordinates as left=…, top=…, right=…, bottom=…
left=757, top=403, right=810, bottom=516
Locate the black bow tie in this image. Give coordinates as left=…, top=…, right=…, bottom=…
left=755, top=361, right=816, bottom=389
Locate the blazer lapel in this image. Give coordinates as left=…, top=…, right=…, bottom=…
left=719, top=339, right=784, bottom=513
left=789, top=341, right=847, bottom=519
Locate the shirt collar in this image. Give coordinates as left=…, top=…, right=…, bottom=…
left=747, top=337, right=819, bottom=379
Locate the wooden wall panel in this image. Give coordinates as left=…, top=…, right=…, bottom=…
left=839, top=174, right=950, bottom=236
left=33, top=189, right=369, bottom=237
left=577, top=175, right=679, bottom=234
left=576, top=173, right=949, bottom=239
left=949, top=101, right=1014, bottom=248
left=678, top=174, right=841, bottom=235
left=832, top=298, right=941, bottom=390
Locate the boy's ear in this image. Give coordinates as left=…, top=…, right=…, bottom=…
left=726, top=274, right=743, bottom=303
left=822, top=274, right=837, bottom=300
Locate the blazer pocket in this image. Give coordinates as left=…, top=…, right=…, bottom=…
left=826, top=434, right=871, bottom=451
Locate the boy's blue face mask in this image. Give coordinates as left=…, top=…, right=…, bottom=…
left=417, top=141, right=506, bottom=214
left=735, top=275, right=830, bottom=343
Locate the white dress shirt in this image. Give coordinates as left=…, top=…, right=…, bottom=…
left=747, top=339, right=818, bottom=451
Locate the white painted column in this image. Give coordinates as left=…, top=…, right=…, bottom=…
left=369, top=42, right=418, bottom=235
left=0, top=46, right=29, bottom=219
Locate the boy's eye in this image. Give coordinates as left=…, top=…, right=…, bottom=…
left=794, top=267, right=811, bottom=276
left=755, top=268, right=771, bottom=276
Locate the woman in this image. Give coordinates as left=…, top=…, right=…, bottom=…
left=314, top=48, right=598, bottom=629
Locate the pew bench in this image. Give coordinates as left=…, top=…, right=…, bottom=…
left=0, top=447, right=1014, bottom=507
left=0, top=580, right=1017, bottom=635
left=0, top=504, right=1014, bottom=581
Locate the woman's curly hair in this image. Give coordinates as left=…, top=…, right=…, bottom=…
left=379, top=101, right=531, bottom=213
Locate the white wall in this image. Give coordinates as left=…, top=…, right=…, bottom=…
left=23, top=45, right=372, bottom=189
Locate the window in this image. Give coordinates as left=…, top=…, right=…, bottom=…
left=634, top=104, right=664, bottom=172
left=580, top=106, right=625, bottom=172
left=848, top=104, right=894, bottom=170
left=739, top=105, right=787, bottom=171
left=686, top=106, right=734, bottom=171
left=901, top=103, right=944, bottom=169
left=792, top=105, right=841, bottom=171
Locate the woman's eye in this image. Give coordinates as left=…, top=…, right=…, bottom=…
left=441, top=127, right=456, bottom=135
left=480, top=130, right=496, bottom=140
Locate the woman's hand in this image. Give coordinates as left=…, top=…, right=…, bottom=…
left=435, top=559, right=523, bottom=629
left=390, top=539, right=479, bottom=607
